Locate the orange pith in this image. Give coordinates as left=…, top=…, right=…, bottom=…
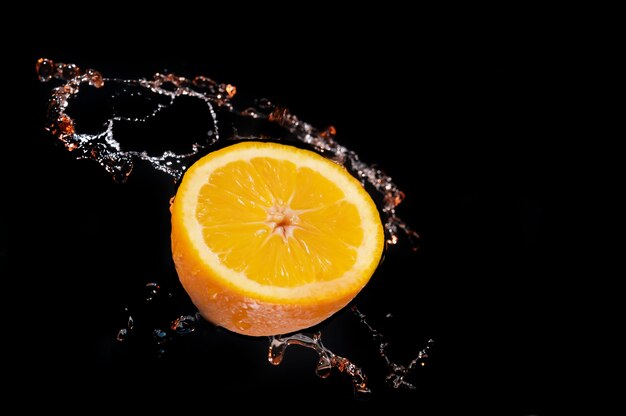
left=171, top=141, right=384, bottom=336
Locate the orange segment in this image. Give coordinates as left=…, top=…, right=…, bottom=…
left=170, top=141, right=384, bottom=336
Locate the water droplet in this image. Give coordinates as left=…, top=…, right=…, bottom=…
left=192, top=75, right=216, bottom=89
left=268, top=338, right=287, bottom=366
left=144, top=282, right=160, bottom=302
left=47, top=114, right=75, bottom=140
left=85, top=68, right=104, bottom=88
left=353, top=382, right=372, bottom=400
left=116, top=328, right=128, bottom=342
left=36, top=58, right=55, bottom=82
left=57, top=63, right=81, bottom=80
left=315, top=356, right=333, bottom=378
left=170, top=315, right=197, bottom=334
left=225, top=84, right=237, bottom=98
left=153, top=329, right=168, bottom=344
left=387, top=234, right=399, bottom=246
left=384, top=190, right=405, bottom=209
left=232, top=310, right=251, bottom=332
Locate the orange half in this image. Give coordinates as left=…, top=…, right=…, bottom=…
left=171, top=141, right=384, bottom=336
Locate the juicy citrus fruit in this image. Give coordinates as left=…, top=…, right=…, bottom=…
left=170, top=141, right=384, bottom=336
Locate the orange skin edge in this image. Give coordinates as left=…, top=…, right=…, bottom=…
left=172, top=212, right=357, bottom=336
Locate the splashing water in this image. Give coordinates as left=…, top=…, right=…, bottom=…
left=268, top=332, right=371, bottom=399
left=36, top=57, right=419, bottom=248
left=115, top=282, right=433, bottom=394
left=267, top=309, right=433, bottom=395
left=37, top=58, right=431, bottom=397
left=115, top=282, right=202, bottom=358
left=351, top=306, right=434, bottom=389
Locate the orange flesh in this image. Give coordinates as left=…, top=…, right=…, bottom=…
left=197, top=158, right=362, bottom=287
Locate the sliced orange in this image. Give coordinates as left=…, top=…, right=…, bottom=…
left=170, top=141, right=384, bottom=336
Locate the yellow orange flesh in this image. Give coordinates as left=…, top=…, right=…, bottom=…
left=171, top=141, right=384, bottom=336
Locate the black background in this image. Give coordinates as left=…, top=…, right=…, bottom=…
left=3, top=17, right=590, bottom=413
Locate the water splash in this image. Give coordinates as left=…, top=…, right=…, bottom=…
left=351, top=306, right=434, bottom=389
left=267, top=308, right=433, bottom=397
left=115, top=283, right=432, bottom=396
left=268, top=332, right=371, bottom=399
left=116, top=282, right=200, bottom=358
left=36, top=57, right=419, bottom=248
left=37, top=58, right=432, bottom=397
